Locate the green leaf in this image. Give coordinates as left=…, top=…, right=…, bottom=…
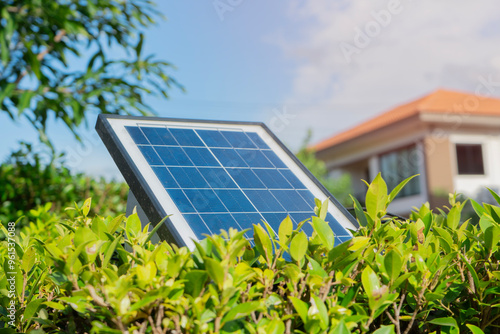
left=312, top=216, right=334, bottom=250
left=290, top=297, right=309, bottom=324
left=184, top=270, right=208, bottom=297
left=373, top=325, right=395, bottom=334
left=21, top=246, right=36, bottom=273
left=428, top=317, right=458, bottom=327
left=388, top=175, right=418, bottom=203
left=290, top=232, right=308, bottom=262
left=361, top=266, right=381, bottom=297
left=350, top=195, right=368, bottom=227
left=43, top=301, right=65, bottom=311
left=222, top=301, right=261, bottom=324
left=311, top=294, right=329, bottom=329
left=24, top=298, right=45, bottom=322
left=265, top=319, right=286, bottom=334
left=254, top=224, right=273, bottom=264
left=384, top=249, right=402, bottom=283
left=485, top=226, right=500, bottom=254
left=487, top=187, right=500, bottom=206
left=102, top=237, right=120, bottom=268
left=278, top=215, right=293, bottom=243
left=330, top=320, right=350, bottom=334
left=136, top=262, right=157, bottom=285
left=365, top=173, right=388, bottom=220
left=136, top=33, right=144, bottom=58
left=143, top=215, right=170, bottom=246
left=470, top=199, right=486, bottom=217
left=319, top=199, right=328, bottom=220
left=446, top=206, right=460, bottom=230
left=466, top=324, right=485, bottom=334
left=204, top=258, right=225, bottom=290
left=126, top=213, right=142, bottom=239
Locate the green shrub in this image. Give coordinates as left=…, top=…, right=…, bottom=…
left=1, top=175, right=500, bottom=333
left=0, top=143, right=128, bottom=226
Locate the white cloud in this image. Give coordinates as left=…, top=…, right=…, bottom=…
left=268, top=0, right=500, bottom=149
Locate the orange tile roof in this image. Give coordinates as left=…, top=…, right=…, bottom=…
left=313, top=89, right=500, bottom=152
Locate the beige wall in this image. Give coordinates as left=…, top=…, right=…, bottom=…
left=423, top=135, right=454, bottom=208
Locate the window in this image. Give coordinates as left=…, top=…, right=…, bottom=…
left=456, top=144, right=484, bottom=175
left=379, top=146, right=421, bottom=198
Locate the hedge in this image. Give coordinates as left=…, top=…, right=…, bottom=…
left=1, top=174, right=500, bottom=333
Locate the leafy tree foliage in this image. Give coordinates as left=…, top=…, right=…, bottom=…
left=0, top=143, right=128, bottom=225
left=0, top=0, right=180, bottom=143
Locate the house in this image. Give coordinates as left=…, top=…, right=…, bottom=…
left=313, top=89, right=500, bottom=215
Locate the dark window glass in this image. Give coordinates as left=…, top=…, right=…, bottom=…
left=456, top=144, right=484, bottom=175
left=379, top=145, right=421, bottom=198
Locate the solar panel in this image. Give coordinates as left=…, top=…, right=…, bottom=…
left=96, top=115, right=357, bottom=248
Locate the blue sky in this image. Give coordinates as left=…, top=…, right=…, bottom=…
left=2, top=0, right=500, bottom=179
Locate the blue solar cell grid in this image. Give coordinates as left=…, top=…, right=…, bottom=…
left=126, top=126, right=350, bottom=244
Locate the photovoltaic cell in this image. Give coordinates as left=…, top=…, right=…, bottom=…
left=244, top=190, right=285, bottom=212
left=262, top=150, right=287, bottom=168
left=221, top=131, right=256, bottom=148
left=166, top=189, right=196, bottom=213
left=152, top=167, right=178, bottom=188
left=246, top=132, right=270, bottom=149
left=168, top=167, right=209, bottom=188
left=154, top=147, right=193, bottom=166
left=183, top=147, right=220, bottom=166
left=141, top=127, right=177, bottom=146
left=99, top=116, right=356, bottom=248
left=236, top=149, right=274, bottom=168
left=226, top=168, right=266, bottom=189
left=126, top=126, right=149, bottom=145
left=211, top=148, right=248, bottom=167
left=169, top=128, right=204, bottom=147
left=253, top=169, right=293, bottom=189
left=198, top=168, right=237, bottom=188
left=133, top=126, right=353, bottom=240
left=138, top=146, right=163, bottom=165
left=196, top=129, right=231, bottom=148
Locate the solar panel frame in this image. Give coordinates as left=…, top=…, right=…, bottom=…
left=96, top=114, right=358, bottom=248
